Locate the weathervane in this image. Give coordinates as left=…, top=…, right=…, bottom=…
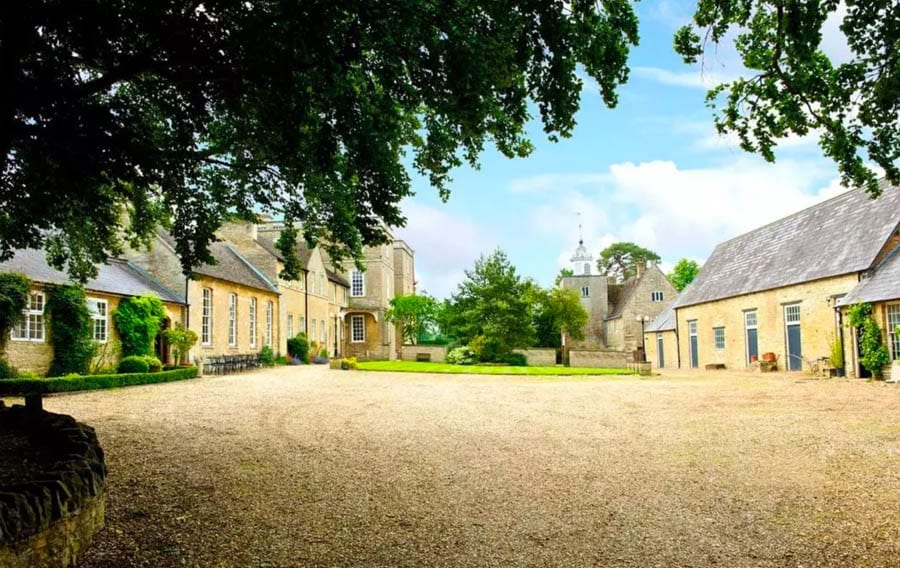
left=577, top=212, right=583, bottom=246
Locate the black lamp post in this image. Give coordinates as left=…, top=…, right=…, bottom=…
left=636, top=315, right=650, bottom=363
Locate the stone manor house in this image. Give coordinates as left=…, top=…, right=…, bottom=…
left=1, top=221, right=415, bottom=374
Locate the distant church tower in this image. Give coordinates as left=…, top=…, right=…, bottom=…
left=570, top=226, right=594, bottom=276
left=560, top=225, right=608, bottom=349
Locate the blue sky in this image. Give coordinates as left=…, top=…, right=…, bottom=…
left=397, top=1, right=853, bottom=300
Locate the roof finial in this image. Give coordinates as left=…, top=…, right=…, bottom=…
left=577, top=212, right=583, bottom=246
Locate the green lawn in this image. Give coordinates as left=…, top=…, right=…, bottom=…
left=356, top=360, right=636, bottom=376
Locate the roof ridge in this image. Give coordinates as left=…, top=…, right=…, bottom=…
left=122, top=261, right=187, bottom=304
left=223, top=244, right=279, bottom=293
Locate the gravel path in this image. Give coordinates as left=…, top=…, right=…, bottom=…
left=17, top=367, right=900, bottom=567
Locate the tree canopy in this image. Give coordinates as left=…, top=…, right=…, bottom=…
left=385, top=292, right=439, bottom=345
left=675, top=0, right=898, bottom=197
left=667, top=258, right=700, bottom=292
left=597, top=242, right=660, bottom=282
left=534, top=287, right=588, bottom=348
left=2, top=1, right=639, bottom=281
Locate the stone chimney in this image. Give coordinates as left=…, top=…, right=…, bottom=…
left=216, top=221, right=258, bottom=245
left=636, top=260, right=647, bottom=279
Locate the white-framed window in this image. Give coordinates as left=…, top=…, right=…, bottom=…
left=651, top=291, right=664, bottom=302
left=351, top=314, right=365, bottom=342
left=583, top=262, right=590, bottom=275
left=201, top=288, right=212, bottom=345
left=287, top=314, right=294, bottom=338
left=249, top=297, right=257, bottom=348
left=87, top=298, right=108, bottom=342
left=310, top=318, right=316, bottom=339
left=581, top=286, right=590, bottom=297
left=887, top=304, right=900, bottom=360
left=228, top=293, right=238, bottom=347
left=785, top=303, right=801, bottom=324
left=265, top=300, right=273, bottom=346
left=299, top=316, right=306, bottom=333
left=713, top=326, right=725, bottom=350
left=319, top=273, right=326, bottom=296
left=351, top=271, right=365, bottom=297
left=299, top=273, right=305, bottom=292
left=320, top=319, right=325, bottom=342
left=745, top=310, right=758, bottom=328
left=12, top=291, right=45, bottom=342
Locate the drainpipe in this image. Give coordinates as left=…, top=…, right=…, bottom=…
left=835, top=305, right=846, bottom=377
left=303, top=269, right=309, bottom=335
left=674, top=308, right=682, bottom=369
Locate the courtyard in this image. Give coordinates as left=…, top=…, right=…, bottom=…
left=22, top=367, right=900, bottom=567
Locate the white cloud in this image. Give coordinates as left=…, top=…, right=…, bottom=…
left=632, top=66, right=738, bottom=90
left=396, top=201, right=496, bottom=300
left=820, top=3, right=853, bottom=64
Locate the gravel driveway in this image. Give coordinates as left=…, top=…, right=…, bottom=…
left=25, top=367, right=900, bottom=567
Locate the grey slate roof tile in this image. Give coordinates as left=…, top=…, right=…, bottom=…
left=0, top=249, right=185, bottom=304
left=837, top=246, right=900, bottom=306
left=647, top=301, right=677, bottom=332
left=673, top=181, right=900, bottom=308
left=158, top=231, right=278, bottom=292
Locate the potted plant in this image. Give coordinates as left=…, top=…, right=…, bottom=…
left=163, top=323, right=199, bottom=367
left=762, top=352, right=776, bottom=363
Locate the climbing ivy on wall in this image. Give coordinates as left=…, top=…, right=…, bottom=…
left=113, top=295, right=166, bottom=357
left=847, top=303, right=891, bottom=379
left=0, top=273, right=31, bottom=352
left=46, top=285, right=96, bottom=377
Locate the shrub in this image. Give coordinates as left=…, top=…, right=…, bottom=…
left=848, top=303, right=891, bottom=378
left=118, top=355, right=150, bottom=374
left=0, top=360, right=18, bottom=379
left=259, top=345, right=276, bottom=366
left=340, top=357, right=358, bottom=370
left=113, top=295, right=166, bottom=357
left=319, top=348, right=328, bottom=358
left=163, top=323, right=198, bottom=366
left=0, top=367, right=199, bottom=395
left=46, top=285, right=96, bottom=377
left=499, top=352, right=527, bottom=366
left=142, top=356, right=163, bottom=372
left=0, top=273, right=31, bottom=355
left=446, top=346, right=477, bottom=365
left=287, top=333, right=310, bottom=362
left=828, top=333, right=843, bottom=369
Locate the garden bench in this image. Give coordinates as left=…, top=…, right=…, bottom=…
left=704, top=363, right=726, bottom=370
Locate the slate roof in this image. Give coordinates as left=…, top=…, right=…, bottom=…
left=326, top=269, right=350, bottom=288
left=673, top=181, right=900, bottom=308
left=837, top=246, right=900, bottom=306
left=158, top=232, right=278, bottom=293
left=0, top=249, right=185, bottom=304
left=254, top=234, right=314, bottom=267
left=605, top=275, right=641, bottom=320
left=646, top=301, right=677, bottom=332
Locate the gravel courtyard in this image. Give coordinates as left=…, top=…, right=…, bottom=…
left=28, top=367, right=900, bottom=567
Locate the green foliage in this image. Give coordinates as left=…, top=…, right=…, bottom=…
left=4, top=3, right=639, bottom=282
left=259, top=345, right=276, bottom=367
left=385, top=293, right=440, bottom=344
left=597, top=243, right=661, bottom=282
left=113, top=295, right=166, bottom=357
left=847, top=303, right=891, bottom=378
left=275, top=220, right=304, bottom=281
left=45, top=285, right=96, bottom=377
left=828, top=333, right=844, bottom=370
left=118, top=355, right=150, bottom=374
left=0, top=273, right=31, bottom=353
left=446, top=346, right=478, bottom=366
left=0, top=360, right=18, bottom=379
left=443, top=249, right=536, bottom=356
left=668, top=259, right=701, bottom=292
left=535, top=287, right=589, bottom=347
left=0, top=367, right=198, bottom=395
left=340, top=357, right=359, bottom=371
left=500, top=353, right=528, bottom=367
left=163, top=323, right=199, bottom=366
left=142, top=356, right=163, bottom=373
left=674, top=1, right=897, bottom=196
left=554, top=268, right=574, bottom=286
left=287, top=333, right=310, bottom=363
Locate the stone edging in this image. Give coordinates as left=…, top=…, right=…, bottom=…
left=0, top=403, right=107, bottom=567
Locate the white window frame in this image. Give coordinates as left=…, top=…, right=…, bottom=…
left=351, top=314, right=365, bottom=343
left=265, top=300, right=274, bottom=347
left=351, top=271, right=365, bottom=297
left=299, top=316, right=306, bottom=333
left=201, top=288, right=213, bottom=346
left=87, top=297, right=108, bottom=343
left=12, top=291, right=45, bottom=342
left=320, top=318, right=326, bottom=343
left=249, top=297, right=257, bottom=348
left=319, top=273, right=326, bottom=296
left=310, top=318, right=316, bottom=340
left=887, top=304, right=900, bottom=360
left=713, top=326, right=725, bottom=350
left=287, top=314, right=294, bottom=339
left=228, top=293, right=238, bottom=347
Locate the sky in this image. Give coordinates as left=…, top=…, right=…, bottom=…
left=396, top=1, right=854, bottom=300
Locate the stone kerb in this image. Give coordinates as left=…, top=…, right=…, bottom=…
left=0, top=403, right=107, bottom=568
left=569, top=350, right=630, bottom=369
left=399, top=344, right=447, bottom=363
left=513, top=349, right=557, bottom=366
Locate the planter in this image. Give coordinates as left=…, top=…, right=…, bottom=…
left=750, top=355, right=759, bottom=363
left=762, top=352, right=776, bottom=363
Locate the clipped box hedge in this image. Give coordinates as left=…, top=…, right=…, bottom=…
left=0, top=366, right=199, bottom=396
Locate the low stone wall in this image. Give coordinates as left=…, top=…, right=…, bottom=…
left=569, top=349, right=630, bottom=369
left=400, top=344, right=447, bottom=363
left=0, top=403, right=107, bottom=568
left=513, top=349, right=557, bottom=366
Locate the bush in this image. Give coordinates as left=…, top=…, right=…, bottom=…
left=259, top=345, right=276, bottom=366
left=446, top=346, right=477, bottom=365
left=286, top=333, right=310, bottom=362
left=163, top=323, right=198, bottom=366
left=340, top=357, right=358, bottom=370
left=118, top=355, right=150, bottom=374
left=113, top=295, right=166, bottom=357
left=142, top=356, right=163, bottom=372
left=0, top=367, right=199, bottom=395
left=319, top=348, right=328, bottom=358
left=46, top=285, right=95, bottom=377
left=499, top=352, right=527, bottom=366
left=0, top=360, right=18, bottom=379
left=0, top=273, right=31, bottom=354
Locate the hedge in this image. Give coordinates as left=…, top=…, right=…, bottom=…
left=0, top=367, right=198, bottom=395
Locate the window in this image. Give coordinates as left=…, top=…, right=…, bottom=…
left=299, top=316, right=306, bottom=333
left=583, top=262, right=590, bottom=275
left=888, top=304, right=900, bottom=360
left=351, top=315, right=365, bottom=342
left=785, top=303, right=801, bottom=324
left=87, top=298, right=108, bottom=342
left=745, top=310, right=758, bottom=327
left=228, top=294, right=238, bottom=347
left=287, top=314, right=293, bottom=339
left=332, top=284, right=336, bottom=302
left=713, top=327, right=725, bottom=350
left=249, top=298, right=257, bottom=348
left=310, top=319, right=316, bottom=340
left=320, top=319, right=325, bottom=342
left=12, top=292, right=45, bottom=342
left=265, top=301, right=273, bottom=346
left=581, top=286, right=590, bottom=297
left=201, top=288, right=212, bottom=345
left=351, top=271, right=365, bottom=297
left=319, top=273, right=325, bottom=296
left=651, top=291, right=664, bottom=302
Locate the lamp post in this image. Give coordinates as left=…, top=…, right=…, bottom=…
left=636, top=314, right=651, bottom=362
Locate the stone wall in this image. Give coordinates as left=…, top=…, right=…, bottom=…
left=569, top=349, right=630, bottom=369
left=514, top=348, right=557, bottom=366
left=400, top=344, right=447, bottom=363
left=0, top=404, right=107, bottom=567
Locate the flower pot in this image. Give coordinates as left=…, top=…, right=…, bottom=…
left=750, top=355, right=759, bottom=363
left=762, top=352, right=776, bottom=363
